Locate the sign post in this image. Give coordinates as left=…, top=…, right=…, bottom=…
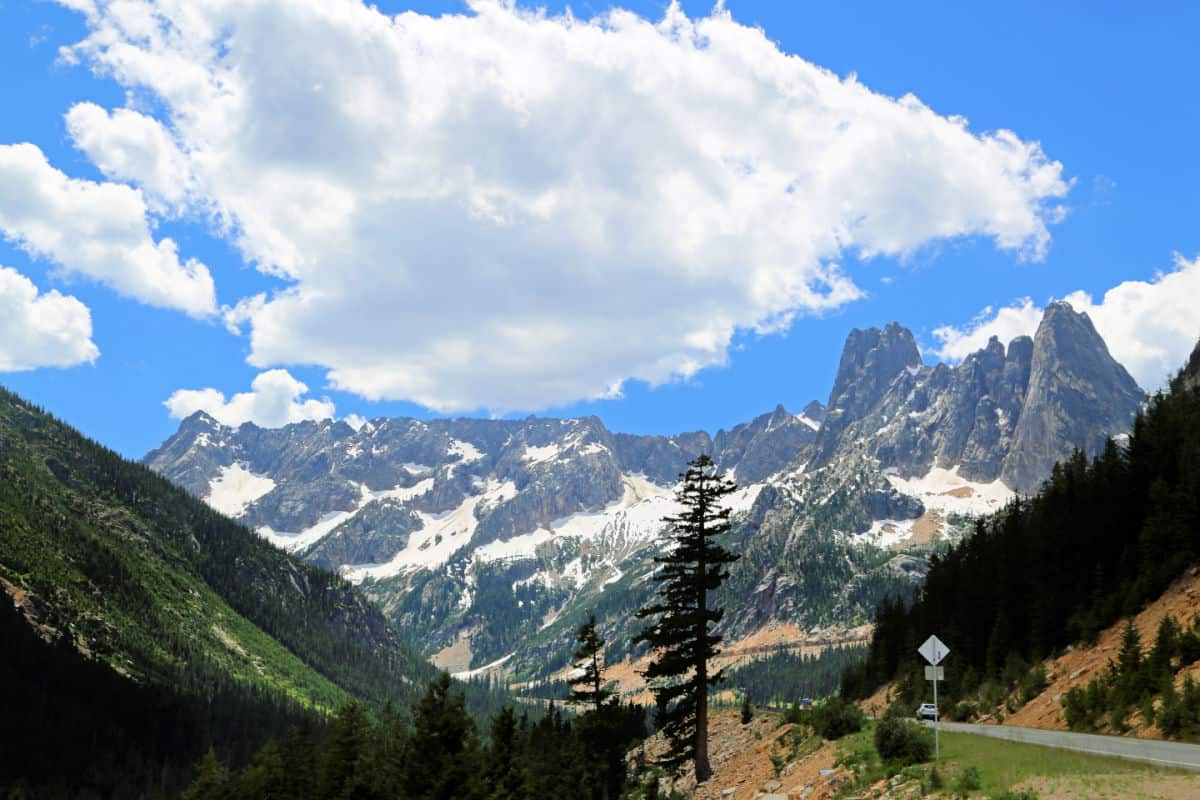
left=918, top=635, right=949, bottom=761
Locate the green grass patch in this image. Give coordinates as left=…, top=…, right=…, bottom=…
left=935, top=730, right=1172, bottom=792
left=831, top=722, right=1193, bottom=797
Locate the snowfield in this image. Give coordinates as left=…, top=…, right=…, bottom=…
left=205, top=463, right=275, bottom=517
left=886, top=466, right=1014, bottom=517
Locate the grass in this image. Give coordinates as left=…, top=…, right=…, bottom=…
left=935, top=730, right=1172, bottom=794
left=830, top=721, right=1196, bottom=797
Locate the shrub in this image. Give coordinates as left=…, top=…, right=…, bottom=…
left=1018, top=664, right=1048, bottom=705
left=810, top=696, right=864, bottom=740
left=1180, top=630, right=1200, bottom=666
left=949, top=702, right=978, bottom=722
left=993, top=791, right=1039, bottom=800
left=873, top=718, right=933, bottom=766
left=953, top=765, right=982, bottom=797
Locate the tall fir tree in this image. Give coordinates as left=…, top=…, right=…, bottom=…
left=404, top=673, right=480, bottom=800
left=635, top=454, right=739, bottom=782
left=569, top=613, right=614, bottom=712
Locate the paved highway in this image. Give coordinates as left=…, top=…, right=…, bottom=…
left=924, top=720, right=1200, bottom=771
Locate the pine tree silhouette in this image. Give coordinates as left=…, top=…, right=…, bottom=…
left=635, top=454, right=739, bottom=782
left=569, top=613, right=614, bottom=712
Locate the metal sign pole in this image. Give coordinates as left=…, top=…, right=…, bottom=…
left=933, top=664, right=940, bottom=761
left=919, top=635, right=949, bottom=764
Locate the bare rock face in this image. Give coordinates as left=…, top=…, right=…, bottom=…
left=712, top=403, right=821, bottom=484
left=1000, top=302, right=1144, bottom=492
left=815, top=323, right=921, bottom=462
left=809, top=304, right=1142, bottom=491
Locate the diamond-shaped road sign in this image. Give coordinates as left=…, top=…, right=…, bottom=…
left=919, top=635, right=949, bottom=666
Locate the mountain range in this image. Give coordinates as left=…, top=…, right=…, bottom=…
left=144, top=302, right=1144, bottom=684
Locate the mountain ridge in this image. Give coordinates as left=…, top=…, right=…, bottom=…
left=144, top=303, right=1144, bottom=683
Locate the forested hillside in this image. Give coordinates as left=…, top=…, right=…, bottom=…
left=844, top=346, right=1200, bottom=708
left=0, top=586, right=320, bottom=798
left=0, top=385, right=511, bottom=796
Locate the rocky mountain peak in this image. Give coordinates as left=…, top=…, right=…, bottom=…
left=827, top=323, right=921, bottom=415
left=1000, top=302, right=1144, bottom=491
left=815, top=322, right=921, bottom=461
left=801, top=400, right=827, bottom=423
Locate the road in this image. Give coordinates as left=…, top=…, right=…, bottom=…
left=923, top=720, right=1200, bottom=771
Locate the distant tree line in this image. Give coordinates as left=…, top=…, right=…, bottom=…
left=724, top=645, right=866, bottom=706
left=180, top=674, right=648, bottom=800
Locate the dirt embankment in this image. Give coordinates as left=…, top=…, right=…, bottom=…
left=1005, top=567, right=1200, bottom=735
left=638, top=708, right=850, bottom=800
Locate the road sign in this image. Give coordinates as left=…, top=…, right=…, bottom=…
left=919, top=635, right=950, bottom=666
left=918, top=635, right=949, bottom=762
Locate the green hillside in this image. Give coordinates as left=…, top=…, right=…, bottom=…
left=0, top=384, right=437, bottom=709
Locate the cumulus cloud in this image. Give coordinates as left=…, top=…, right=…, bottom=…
left=164, top=369, right=336, bottom=428
left=931, top=255, right=1200, bottom=391
left=0, top=265, right=99, bottom=371
left=0, top=143, right=215, bottom=316
left=63, top=0, right=1069, bottom=411
left=932, top=298, right=1043, bottom=361
left=66, top=102, right=192, bottom=210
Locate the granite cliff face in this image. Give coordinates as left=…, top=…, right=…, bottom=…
left=808, top=303, right=1142, bottom=492
left=1000, top=302, right=1145, bottom=490
left=145, top=302, right=1145, bottom=680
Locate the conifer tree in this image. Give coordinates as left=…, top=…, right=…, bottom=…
left=569, top=613, right=614, bottom=712
left=181, top=748, right=230, bottom=800
left=635, top=454, right=739, bottom=782
left=319, top=702, right=372, bottom=800
left=485, top=707, right=525, bottom=800
left=404, top=673, right=480, bottom=800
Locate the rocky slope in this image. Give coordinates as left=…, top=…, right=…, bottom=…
left=145, top=303, right=1143, bottom=681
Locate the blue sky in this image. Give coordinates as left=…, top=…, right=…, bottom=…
left=1, top=0, right=1198, bottom=458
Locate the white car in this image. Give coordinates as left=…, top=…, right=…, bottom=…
left=916, top=703, right=939, bottom=721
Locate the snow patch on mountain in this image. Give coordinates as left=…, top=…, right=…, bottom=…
left=449, top=439, right=483, bottom=463
left=523, top=442, right=562, bottom=465
left=451, top=652, right=513, bottom=680
left=205, top=463, right=275, bottom=517
left=257, top=478, right=436, bottom=553
left=347, top=479, right=518, bottom=581
left=474, top=528, right=554, bottom=564
left=852, top=518, right=917, bottom=549
left=886, top=466, right=1014, bottom=517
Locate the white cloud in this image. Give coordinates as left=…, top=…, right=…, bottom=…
left=164, top=369, right=336, bottom=428
left=0, top=143, right=216, bottom=317
left=932, top=298, right=1043, bottom=361
left=930, top=255, right=1200, bottom=391
left=0, top=264, right=99, bottom=371
left=62, top=0, right=1069, bottom=411
left=65, top=102, right=192, bottom=210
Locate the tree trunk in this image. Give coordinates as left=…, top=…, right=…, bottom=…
left=695, top=525, right=712, bottom=784
left=695, top=677, right=711, bottom=782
